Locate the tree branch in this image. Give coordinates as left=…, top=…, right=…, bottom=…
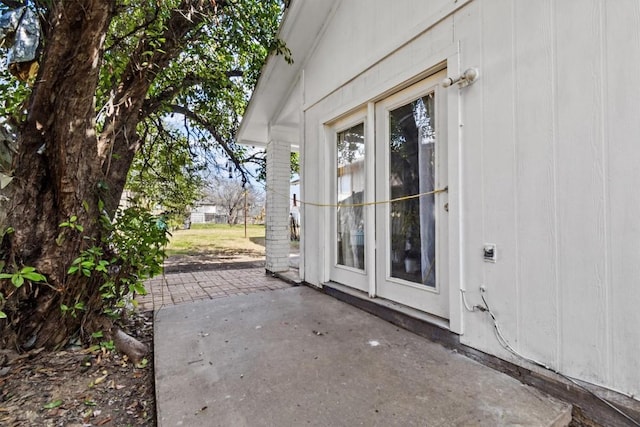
left=0, top=0, right=24, bottom=8
left=139, top=69, right=242, bottom=119
left=104, top=7, right=160, bottom=52
left=139, top=77, right=198, bottom=119
left=99, top=0, right=219, bottom=215
left=226, top=69, right=243, bottom=78
left=169, top=104, right=248, bottom=185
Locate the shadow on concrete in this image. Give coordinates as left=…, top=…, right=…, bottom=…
left=249, top=236, right=265, bottom=247
left=163, top=257, right=265, bottom=274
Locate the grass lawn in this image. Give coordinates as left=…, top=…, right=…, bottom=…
left=166, top=223, right=266, bottom=257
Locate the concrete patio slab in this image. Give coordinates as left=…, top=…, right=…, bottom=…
left=155, top=286, right=571, bottom=426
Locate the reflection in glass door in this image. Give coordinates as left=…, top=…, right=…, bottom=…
left=336, top=123, right=365, bottom=270
left=389, top=94, right=436, bottom=286
left=375, top=69, right=448, bottom=319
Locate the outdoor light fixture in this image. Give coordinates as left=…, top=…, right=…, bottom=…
left=441, top=67, right=480, bottom=88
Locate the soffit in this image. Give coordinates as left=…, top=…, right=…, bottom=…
left=237, top=0, right=338, bottom=146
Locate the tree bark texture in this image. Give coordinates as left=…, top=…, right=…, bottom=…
left=1, top=1, right=115, bottom=350
left=0, top=0, right=215, bottom=351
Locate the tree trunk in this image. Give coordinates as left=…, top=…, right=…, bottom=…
left=0, top=1, right=115, bottom=350
left=0, top=0, right=216, bottom=351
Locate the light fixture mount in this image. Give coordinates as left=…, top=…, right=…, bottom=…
left=441, top=67, right=480, bottom=88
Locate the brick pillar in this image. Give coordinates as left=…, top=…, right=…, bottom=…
left=265, top=140, right=291, bottom=273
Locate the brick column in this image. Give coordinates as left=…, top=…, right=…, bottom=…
left=265, top=140, right=291, bottom=273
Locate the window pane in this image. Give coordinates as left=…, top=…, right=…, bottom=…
left=388, top=93, right=436, bottom=286
left=336, top=123, right=365, bottom=270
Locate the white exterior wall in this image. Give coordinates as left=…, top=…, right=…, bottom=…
left=190, top=212, right=205, bottom=224
left=192, top=204, right=217, bottom=214
left=297, top=0, right=640, bottom=398
left=190, top=203, right=218, bottom=223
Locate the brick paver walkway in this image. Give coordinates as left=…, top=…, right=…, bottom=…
left=137, top=265, right=292, bottom=311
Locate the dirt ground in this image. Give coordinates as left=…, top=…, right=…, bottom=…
left=0, top=310, right=155, bottom=426
left=0, top=243, right=271, bottom=427
left=0, top=230, right=277, bottom=427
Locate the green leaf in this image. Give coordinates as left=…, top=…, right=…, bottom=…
left=131, top=282, right=147, bottom=295
left=91, top=331, right=104, bottom=339
left=99, top=281, right=115, bottom=291
left=67, top=266, right=79, bottom=274
left=135, top=358, right=148, bottom=369
left=60, top=304, right=69, bottom=312
left=43, top=400, right=63, bottom=409
left=82, top=200, right=90, bottom=212
left=75, top=224, right=84, bottom=232
left=0, top=273, right=13, bottom=279
left=20, top=266, right=36, bottom=274
left=59, top=222, right=70, bottom=228
left=22, top=272, right=46, bottom=283
left=70, top=215, right=78, bottom=222
left=0, top=311, right=7, bottom=319
left=12, top=275, right=24, bottom=288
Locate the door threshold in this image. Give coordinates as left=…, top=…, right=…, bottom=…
left=321, top=281, right=455, bottom=345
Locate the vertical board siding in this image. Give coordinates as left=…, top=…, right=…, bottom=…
left=512, top=0, right=560, bottom=369
left=554, top=0, right=608, bottom=384
left=478, top=0, right=519, bottom=355
left=597, top=0, right=612, bottom=390
left=605, top=0, right=640, bottom=396
left=304, top=0, right=453, bottom=108
left=459, top=0, right=639, bottom=396
left=301, top=108, right=324, bottom=285
left=456, top=1, right=499, bottom=354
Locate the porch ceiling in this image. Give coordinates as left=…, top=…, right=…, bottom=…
left=237, top=0, right=338, bottom=147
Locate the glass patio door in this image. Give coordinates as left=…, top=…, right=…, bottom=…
left=329, top=111, right=370, bottom=292
left=375, top=71, right=449, bottom=318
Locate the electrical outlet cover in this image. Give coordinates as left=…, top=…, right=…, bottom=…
left=483, top=244, right=497, bottom=262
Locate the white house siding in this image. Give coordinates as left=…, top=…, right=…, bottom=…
left=294, top=0, right=640, bottom=398
left=454, top=0, right=640, bottom=398
left=302, top=0, right=461, bottom=110
left=301, top=106, right=328, bottom=286
left=190, top=212, right=205, bottom=224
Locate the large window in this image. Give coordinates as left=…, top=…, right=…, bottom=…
left=336, top=123, right=365, bottom=270
left=388, top=93, right=436, bottom=286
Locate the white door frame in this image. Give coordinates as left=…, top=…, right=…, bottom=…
left=374, top=69, right=450, bottom=319
left=327, top=107, right=372, bottom=292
